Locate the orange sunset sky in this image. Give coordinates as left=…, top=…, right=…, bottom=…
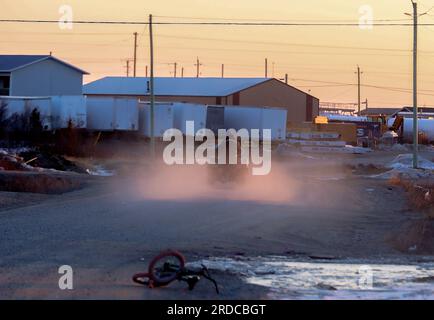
left=2, top=0, right=434, bottom=107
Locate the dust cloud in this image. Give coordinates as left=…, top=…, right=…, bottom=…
left=123, top=157, right=349, bottom=207
left=129, top=161, right=295, bottom=204
left=100, top=139, right=351, bottom=208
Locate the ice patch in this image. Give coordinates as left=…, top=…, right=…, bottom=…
left=190, top=256, right=434, bottom=300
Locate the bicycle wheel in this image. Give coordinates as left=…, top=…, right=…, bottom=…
left=148, top=250, right=186, bottom=285
left=132, top=272, right=150, bottom=286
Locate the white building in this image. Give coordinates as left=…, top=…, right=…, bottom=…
left=0, top=55, right=88, bottom=97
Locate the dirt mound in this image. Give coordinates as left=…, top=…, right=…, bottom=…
left=0, top=150, right=33, bottom=171
left=0, top=171, right=86, bottom=194
left=18, top=149, right=87, bottom=174
left=350, top=163, right=386, bottom=175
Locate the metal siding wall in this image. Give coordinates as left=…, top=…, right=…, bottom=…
left=10, top=59, right=83, bottom=96
left=238, top=79, right=308, bottom=123
left=312, top=98, right=320, bottom=118
left=232, top=92, right=240, bottom=105
left=137, top=95, right=216, bottom=105
left=306, top=95, right=313, bottom=122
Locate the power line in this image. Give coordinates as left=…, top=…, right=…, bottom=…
left=1, top=31, right=133, bottom=36
left=0, top=39, right=417, bottom=56
left=154, top=33, right=416, bottom=52
left=288, top=77, right=434, bottom=95
left=0, top=30, right=416, bottom=52
left=296, top=84, right=353, bottom=88
left=2, top=18, right=434, bottom=26
left=154, top=15, right=413, bottom=23
left=421, top=4, right=434, bottom=15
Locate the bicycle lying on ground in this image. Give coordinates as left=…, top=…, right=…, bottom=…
left=132, top=250, right=219, bottom=294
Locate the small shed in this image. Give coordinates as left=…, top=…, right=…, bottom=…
left=0, top=55, right=88, bottom=97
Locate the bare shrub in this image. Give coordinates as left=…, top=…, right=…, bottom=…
left=0, top=102, right=8, bottom=139
left=388, top=176, right=434, bottom=218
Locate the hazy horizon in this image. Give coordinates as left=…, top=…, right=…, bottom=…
left=2, top=0, right=434, bottom=107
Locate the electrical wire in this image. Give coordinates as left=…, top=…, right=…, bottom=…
left=0, top=19, right=433, bottom=26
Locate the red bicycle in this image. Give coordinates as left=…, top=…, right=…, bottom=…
left=132, top=250, right=219, bottom=294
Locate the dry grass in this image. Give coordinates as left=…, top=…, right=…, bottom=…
left=386, top=176, right=434, bottom=253
left=388, top=177, right=434, bottom=218
left=388, top=219, right=434, bottom=254
left=0, top=171, right=85, bottom=194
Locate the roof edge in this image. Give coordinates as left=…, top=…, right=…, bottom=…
left=5, top=56, right=89, bottom=74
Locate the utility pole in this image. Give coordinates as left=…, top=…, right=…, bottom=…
left=221, top=64, right=224, bottom=78
left=285, top=73, right=288, bottom=84
left=145, top=65, right=148, bottom=77
left=124, top=59, right=131, bottom=77
left=195, top=57, right=202, bottom=77
left=355, top=66, right=363, bottom=115
left=181, top=67, right=184, bottom=78
left=412, top=0, right=419, bottom=169
left=265, top=58, right=268, bottom=78
left=149, top=14, right=155, bottom=157
left=364, top=98, right=368, bottom=112
left=168, top=62, right=177, bottom=77
left=133, top=32, right=138, bottom=77
left=404, top=1, right=423, bottom=168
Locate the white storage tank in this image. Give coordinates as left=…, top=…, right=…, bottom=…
left=388, top=117, right=434, bottom=143
left=0, top=96, right=52, bottom=130
left=138, top=102, right=174, bottom=138
left=224, top=106, right=287, bottom=141
left=86, top=96, right=139, bottom=131
left=51, top=95, right=87, bottom=129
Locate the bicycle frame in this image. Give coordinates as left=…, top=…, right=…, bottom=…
left=132, top=250, right=219, bottom=294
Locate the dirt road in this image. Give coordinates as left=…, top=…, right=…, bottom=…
left=0, top=152, right=431, bottom=299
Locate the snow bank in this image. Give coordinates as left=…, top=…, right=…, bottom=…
left=371, top=168, right=434, bottom=180
left=387, top=154, right=434, bottom=171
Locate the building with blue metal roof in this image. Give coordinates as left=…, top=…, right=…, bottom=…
left=84, top=77, right=319, bottom=123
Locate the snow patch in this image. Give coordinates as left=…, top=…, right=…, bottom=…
left=86, top=165, right=116, bottom=177
left=387, top=154, right=434, bottom=171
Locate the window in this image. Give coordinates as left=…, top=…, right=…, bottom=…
left=0, top=76, right=10, bottom=96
